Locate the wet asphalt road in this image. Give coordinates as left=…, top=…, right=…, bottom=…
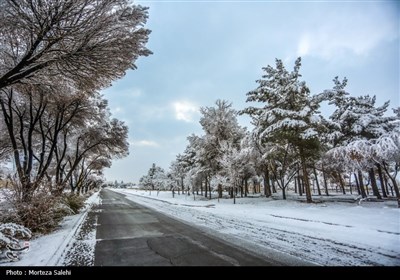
left=94, top=189, right=310, bottom=266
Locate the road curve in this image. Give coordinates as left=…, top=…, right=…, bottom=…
left=94, top=189, right=285, bottom=266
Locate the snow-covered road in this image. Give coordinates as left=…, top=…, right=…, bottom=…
left=113, top=189, right=400, bottom=266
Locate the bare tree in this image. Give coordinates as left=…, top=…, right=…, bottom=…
left=0, top=84, right=90, bottom=200
left=57, top=117, right=129, bottom=194
left=0, top=82, right=129, bottom=201
left=67, top=155, right=111, bottom=195
left=0, top=0, right=151, bottom=90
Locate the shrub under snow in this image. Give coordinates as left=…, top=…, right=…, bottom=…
left=0, top=223, right=31, bottom=250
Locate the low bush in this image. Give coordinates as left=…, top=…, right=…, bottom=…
left=0, top=184, right=93, bottom=235
left=13, top=192, right=70, bottom=234
left=62, top=194, right=86, bottom=214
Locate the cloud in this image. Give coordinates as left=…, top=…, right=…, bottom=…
left=296, top=5, right=398, bottom=60
left=130, top=140, right=159, bottom=147
left=173, top=101, right=198, bottom=123
left=297, top=35, right=311, bottom=57
left=127, top=88, right=143, bottom=98
left=112, top=106, right=124, bottom=113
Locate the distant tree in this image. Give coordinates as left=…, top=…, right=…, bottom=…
left=177, top=134, right=203, bottom=195
left=198, top=100, right=245, bottom=199
left=68, top=155, right=110, bottom=194
left=170, top=158, right=187, bottom=193
left=245, top=132, right=274, bottom=197
left=218, top=139, right=256, bottom=201
left=0, top=0, right=151, bottom=91
left=139, top=164, right=169, bottom=191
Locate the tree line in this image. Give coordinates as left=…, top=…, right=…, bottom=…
left=0, top=0, right=151, bottom=231
left=140, top=58, right=400, bottom=207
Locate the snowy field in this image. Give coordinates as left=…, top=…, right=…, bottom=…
left=0, top=191, right=100, bottom=266
left=112, top=188, right=400, bottom=266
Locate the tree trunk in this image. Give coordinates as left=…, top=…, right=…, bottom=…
left=263, top=168, right=272, bottom=197
left=244, top=179, right=248, bottom=197
left=357, top=170, right=367, bottom=198
left=206, top=177, right=211, bottom=200
left=303, top=171, right=312, bottom=203
left=297, top=172, right=303, bottom=196
left=204, top=177, right=208, bottom=198
left=271, top=180, right=277, bottom=193
left=209, top=180, right=211, bottom=200
left=388, top=175, right=400, bottom=208
left=382, top=162, right=400, bottom=207
left=218, top=184, right=222, bottom=198
left=337, top=172, right=346, bottom=194
left=376, top=164, right=387, bottom=198
left=322, top=169, right=329, bottom=196
left=384, top=176, right=393, bottom=196
left=300, top=158, right=312, bottom=203
left=369, top=168, right=382, bottom=199
left=354, top=172, right=360, bottom=195
left=348, top=173, right=352, bottom=194
left=313, top=168, right=321, bottom=196
left=282, top=187, right=286, bottom=200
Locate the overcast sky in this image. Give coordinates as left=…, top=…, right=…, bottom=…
left=103, top=0, right=399, bottom=183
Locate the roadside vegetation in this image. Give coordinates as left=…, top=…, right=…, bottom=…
left=0, top=0, right=151, bottom=248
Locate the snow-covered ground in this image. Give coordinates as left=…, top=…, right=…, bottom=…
left=0, top=191, right=100, bottom=266
left=112, top=188, right=400, bottom=266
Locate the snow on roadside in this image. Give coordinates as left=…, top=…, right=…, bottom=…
left=61, top=205, right=99, bottom=266
left=0, top=191, right=101, bottom=266
left=112, top=188, right=400, bottom=266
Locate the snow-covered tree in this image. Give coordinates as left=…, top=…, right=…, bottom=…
left=0, top=85, right=128, bottom=201
left=199, top=100, right=244, bottom=171
left=0, top=0, right=151, bottom=91
left=217, top=137, right=257, bottom=201
left=242, top=57, right=323, bottom=203
left=319, top=77, right=396, bottom=198
left=139, top=164, right=172, bottom=192
left=320, top=77, right=394, bottom=147
left=197, top=100, right=245, bottom=199
left=372, top=127, right=400, bottom=207
left=170, top=156, right=191, bottom=194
